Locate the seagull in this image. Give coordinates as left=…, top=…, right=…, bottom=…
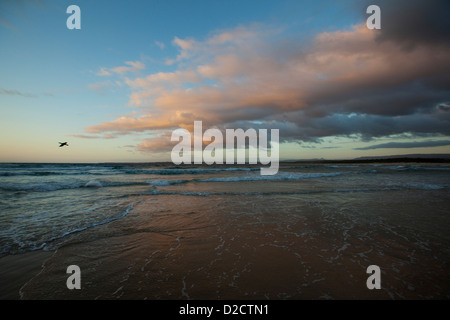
left=59, top=142, right=69, bottom=147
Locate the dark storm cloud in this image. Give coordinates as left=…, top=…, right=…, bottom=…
left=362, top=0, right=450, bottom=48
left=304, top=75, right=450, bottom=118
left=264, top=111, right=450, bottom=143
left=354, top=139, right=450, bottom=150
left=437, top=103, right=450, bottom=112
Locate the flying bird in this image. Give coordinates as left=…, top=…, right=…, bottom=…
left=59, top=142, right=69, bottom=147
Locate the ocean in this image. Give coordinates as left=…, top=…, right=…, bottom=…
left=0, top=162, right=449, bottom=299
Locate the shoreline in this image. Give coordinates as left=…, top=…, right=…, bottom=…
left=11, top=192, right=450, bottom=300
left=0, top=250, right=54, bottom=300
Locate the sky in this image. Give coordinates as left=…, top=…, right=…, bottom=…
left=0, top=0, right=449, bottom=163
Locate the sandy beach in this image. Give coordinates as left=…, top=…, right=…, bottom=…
left=0, top=250, right=53, bottom=299
left=13, top=190, right=450, bottom=300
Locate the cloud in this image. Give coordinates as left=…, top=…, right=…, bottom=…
left=0, top=88, right=37, bottom=98
left=136, top=133, right=175, bottom=153
left=87, top=81, right=114, bottom=95
left=155, top=41, right=165, bottom=50
left=0, top=12, right=16, bottom=30
left=69, top=134, right=117, bottom=139
left=362, top=0, right=450, bottom=49
left=354, top=140, right=450, bottom=150
left=126, top=69, right=201, bottom=89
left=0, top=0, right=46, bottom=31
left=96, top=60, right=145, bottom=77
left=111, top=61, right=145, bottom=75
left=0, top=88, right=54, bottom=98
left=437, top=103, right=450, bottom=113
left=83, top=8, right=450, bottom=153
left=69, top=134, right=101, bottom=139
left=96, top=68, right=112, bottom=76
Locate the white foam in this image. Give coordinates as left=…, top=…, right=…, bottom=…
left=84, top=180, right=103, bottom=188
left=198, top=172, right=343, bottom=183
left=147, top=180, right=187, bottom=186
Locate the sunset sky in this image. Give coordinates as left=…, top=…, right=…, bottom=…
left=1, top=0, right=449, bottom=163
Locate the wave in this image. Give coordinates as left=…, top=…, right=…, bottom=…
left=147, top=183, right=450, bottom=197
left=2, top=168, right=449, bottom=193
left=0, top=171, right=65, bottom=177
left=43, top=201, right=137, bottom=245
left=0, top=171, right=346, bottom=193
left=120, top=167, right=256, bottom=175
left=401, top=183, right=449, bottom=190
left=84, top=180, right=103, bottom=188
left=386, top=165, right=450, bottom=172
left=0, top=201, right=138, bottom=256
left=147, top=180, right=188, bottom=186
left=359, top=169, right=378, bottom=174
left=196, top=172, right=344, bottom=182
left=144, top=172, right=344, bottom=186
left=0, top=180, right=150, bottom=193
left=2, top=163, right=449, bottom=178
left=0, top=166, right=258, bottom=177
left=0, top=166, right=115, bottom=177
left=0, top=171, right=117, bottom=177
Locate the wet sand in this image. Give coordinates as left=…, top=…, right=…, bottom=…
left=15, top=192, right=450, bottom=300
left=0, top=250, right=54, bottom=299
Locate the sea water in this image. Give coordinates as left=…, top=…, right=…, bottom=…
left=0, top=162, right=449, bottom=299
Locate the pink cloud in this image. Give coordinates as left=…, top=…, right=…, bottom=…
left=84, top=23, right=450, bottom=152
left=111, top=61, right=145, bottom=75
left=96, top=60, right=145, bottom=77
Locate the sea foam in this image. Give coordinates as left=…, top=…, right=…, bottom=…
left=84, top=180, right=103, bottom=188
